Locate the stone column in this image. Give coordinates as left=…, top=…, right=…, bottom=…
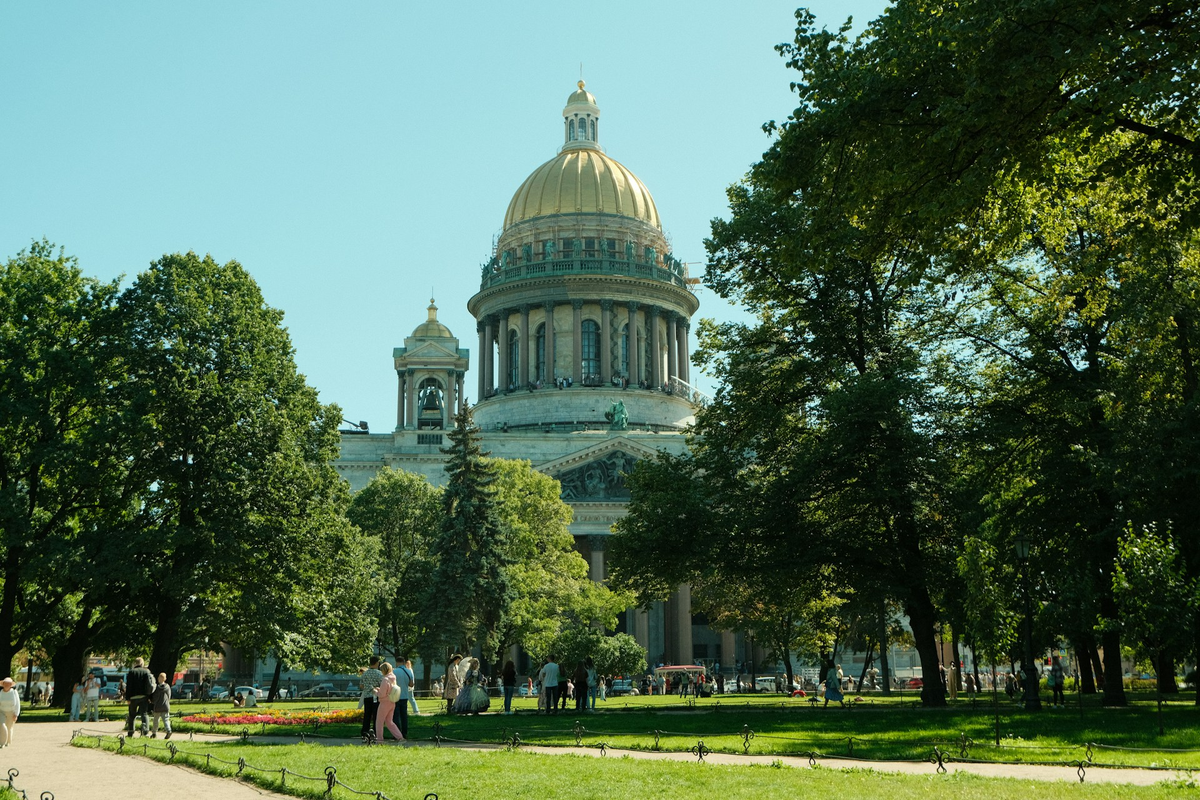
left=520, top=305, right=531, bottom=387
left=476, top=322, right=485, bottom=402
left=483, top=316, right=495, bottom=397
left=572, top=300, right=583, bottom=384
left=457, top=372, right=465, bottom=410
left=396, top=371, right=405, bottom=430
left=635, top=607, right=650, bottom=652
left=600, top=299, right=613, bottom=384
left=627, top=301, right=639, bottom=384
left=406, top=368, right=417, bottom=429
left=497, top=310, right=509, bottom=392
left=675, top=584, right=693, bottom=664
left=543, top=301, right=556, bottom=383
left=679, top=320, right=690, bottom=384
left=721, top=631, right=736, bottom=671
left=445, top=369, right=457, bottom=427
left=649, top=306, right=662, bottom=389
left=588, top=535, right=605, bottom=582
left=667, top=313, right=678, bottom=385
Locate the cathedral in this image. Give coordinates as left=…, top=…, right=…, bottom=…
left=335, top=82, right=738, bottom=670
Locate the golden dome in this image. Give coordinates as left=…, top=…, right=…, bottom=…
left=411, top=299, right=452, bottom=338
left=566, top=79, right=597, bottom=107
left=502, top=148, right=661, bottom=231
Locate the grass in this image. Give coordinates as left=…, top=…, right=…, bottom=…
left=133, top=691, right=1200, bottom=769
left=71, top=735, right=1200, bottom=800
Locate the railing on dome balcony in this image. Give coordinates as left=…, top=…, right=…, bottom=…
left=479, top=254, right=693, bottom=291
left=668, top=376, right=712, bottom=408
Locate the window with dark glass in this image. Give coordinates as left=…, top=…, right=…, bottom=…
left=581, top=320, right=600, bottom=377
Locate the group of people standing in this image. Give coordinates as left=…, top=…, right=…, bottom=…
left=359, top=655, right=416, bottom=744
left=441, top=654, right=490, bottom=715
left=531, top=656, right=599, bottom=714
left=122, top=657, right=172, bottom=738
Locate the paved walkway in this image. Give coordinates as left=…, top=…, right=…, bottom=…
left=0, top=718, right=1192, bottom=799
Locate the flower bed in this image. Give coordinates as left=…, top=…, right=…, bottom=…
left=181, top=707, right=362, bottom=726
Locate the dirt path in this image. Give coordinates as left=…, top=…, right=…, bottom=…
left=1, top=717, right=1192, bottom=799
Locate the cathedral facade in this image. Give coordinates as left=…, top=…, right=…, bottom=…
left=336, top=83, right=737, bottom=669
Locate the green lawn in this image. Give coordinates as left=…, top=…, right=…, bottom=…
left=71, top=735, right=1200, bottom=800
left=133, top=691, right=1200, bottom=770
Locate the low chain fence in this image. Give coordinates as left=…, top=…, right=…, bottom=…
left=4, top=767, right=54, bottom=800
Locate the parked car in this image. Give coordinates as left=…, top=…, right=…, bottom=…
left=609, top=679, right=639, bottom=696
left=298, top=683, right=341, bottom=698
left=901, top=677, right=923, bottom=689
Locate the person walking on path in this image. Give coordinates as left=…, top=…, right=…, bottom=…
left=359, top=656, right=383, bottom=741
left=0, top=676, right=20, bottom=747
left=150, top=673, right=172, bottom=738
left=392, top=657, right=415, bottom=739
left=1050, top=657, right=1066, bottom=707
left=373, top=662, right=404, bottom=743
left=124, top=658, right=156, bottom=737
left=405, top=659, right=420, bottom=715
left=83, top=672, right=101, bottom=722
left=69, top=678, right=84, bottom=721
left=585, top=658, right=598, bottom=711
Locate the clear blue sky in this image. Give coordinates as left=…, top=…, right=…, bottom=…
left=2, top=1, right=889, bottom=430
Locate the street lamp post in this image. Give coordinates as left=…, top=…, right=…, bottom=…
left=1014, top=534, right=1042, bottom=711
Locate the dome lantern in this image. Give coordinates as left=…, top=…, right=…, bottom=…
left=562, top=80, right=600, bottom=151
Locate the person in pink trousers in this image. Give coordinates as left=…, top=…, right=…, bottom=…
left=373, top=663, right=404, bottom=743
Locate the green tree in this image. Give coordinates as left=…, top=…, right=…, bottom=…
left=491, top=458, right=627, bottom=661
left=426, top=403, right=512, bottom=662
left=0, top=241, right=125, bottom=679
left=115, top=251, right=369, bottom=681
left=548, top=626, right=646, bottom=680
left=346, top=468, right=443, bottom=665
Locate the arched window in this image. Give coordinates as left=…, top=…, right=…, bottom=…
left=581, top=320, right=600, bottom=379
left=589, top=119, right=596, bottom=141
left=416, top=377, right=445, bottom=430
left=508, top=329, right=520, bottom=389
left=568, top=119, right=576, bottom=141
left=536, top=323, right=546, bottom=382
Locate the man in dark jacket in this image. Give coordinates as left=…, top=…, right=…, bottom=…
left=124, top=657, right=156, bottom=737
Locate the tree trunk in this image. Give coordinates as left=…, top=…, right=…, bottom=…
left=879, top=606, right=891, bottom=696
left=951, top=628, right=963, bottom=693
left=50, top=613, right=94, bottom=713
left=1074, top=637, right=1096, bottom=693
left=1099, top=591, right=1127, bottom=706
left=0, top=546, right=26, bottom=677
left=422, top=660, right=432, bottom=693
left=905, top=587, right=946, bottom=706
left=1088, top=641, right=1104, bottom=693
left=1157, top=651, right=1179, bottom=694
left=267, top=658, right=283, bottom=701
left=148, top=601, right=182, bottom=684
left=857, top=636, right=875, bottom=692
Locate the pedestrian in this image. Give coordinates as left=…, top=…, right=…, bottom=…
left=823, top=670, right=845, bottom=708
left=0, top=677, right=20, bottom=747
left=150, top=673, right=172, bottom=739
left=373, top=662, right=404, bottom=743
left=442, top=654, right=463, bottom=715
left=502, top=660, right=518, bottom=715
left=585, top=658, right=598, bottom=711
left=360, top=656, right=383, bottom=741
left=123, top=658, right=156, bottom=737
left=540, top=656, right=560, bottom=714
left=69, top=678, right=83, bottom=721
left=405, top=659, right=420, bottom=715
left=573, top=661, right=589, bottom=712
left=1050, top=657, right=1066, bottom=707
left=948, top=662, right=958, bottom=701
left=83, top=672, right=101, bottom=722
left=559, top=665, right=569, bottom=711
left=392, top=656, right=415, bottom=739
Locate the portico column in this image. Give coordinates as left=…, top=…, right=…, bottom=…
left=456, top=372, right=465, bottom=410
left=635, top=608, right=650, bottom=652
left=396, top=371, right=405, bottom=430
left=667, top=313, right=678, bottom=385
left=497, top=310, right=510, bottom=392
left=476, top=322, right=485, bottom=402
left=676, top=584, right=693, bottom=664
left=627, top=301, right=639, bottom=384
left=588, top=535, right=605, bottom=582
left=543, top=301, right=556, bottom=383
left=679, top=320, right=690, bottom=384
left=484, top=315, right=496, bottom=397
left=520, top=305, right=531, bottom=387
left=649, top=306, right=662, bottom=389
left=405, top=368, right=417, bottom=429
left=445, top=369, right=457, bottom=427
left=600, top=300, right=613, bottom=383
left=572, top=300, right=583, bottom=384
left=721, top=631, right=736, bottom=671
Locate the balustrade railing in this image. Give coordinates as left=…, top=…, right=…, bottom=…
left=481, top=255, right=690, bottom=290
